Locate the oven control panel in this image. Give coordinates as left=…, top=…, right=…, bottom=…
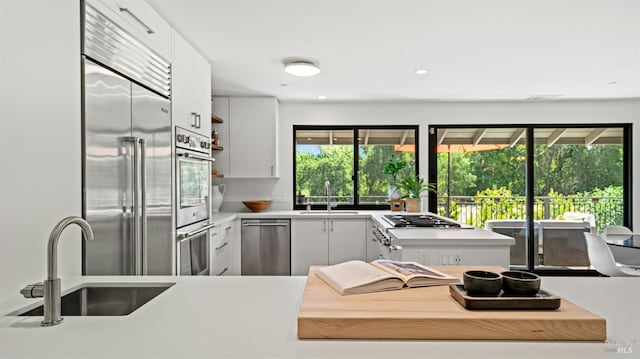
left=175, top=126, right=211, bottom=153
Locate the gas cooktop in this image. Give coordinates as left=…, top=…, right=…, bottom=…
left=383, top=214, right=462, bottom=228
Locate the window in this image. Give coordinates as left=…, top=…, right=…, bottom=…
left=429, top=124, right=631, bottom=273
left=294, top=125, right=418, bottom=210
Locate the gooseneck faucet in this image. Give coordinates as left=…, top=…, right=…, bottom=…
left=325, top=180, right=331, bottom=212
left=21, top=216, right=95, bottom=326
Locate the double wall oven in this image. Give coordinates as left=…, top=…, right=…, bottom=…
left=175, top=127, right=214, bottom=275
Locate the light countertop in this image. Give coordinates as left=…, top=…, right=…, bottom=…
left=1, top=274, right=639, bottom=358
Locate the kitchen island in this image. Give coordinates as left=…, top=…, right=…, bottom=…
left=1, top=272, right=638, bottom=358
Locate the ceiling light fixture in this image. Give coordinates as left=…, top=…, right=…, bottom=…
left=317, top=95, right=326, bottom=100
left=415, top=69, right=428, bottom=75
left=284, top=60, right=321, bottom=77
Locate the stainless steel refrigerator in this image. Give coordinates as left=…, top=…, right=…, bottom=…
left=82, top=56, right=173, bottom=275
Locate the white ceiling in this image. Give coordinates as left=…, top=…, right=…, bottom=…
left=148, top=0, right=640, bottom=102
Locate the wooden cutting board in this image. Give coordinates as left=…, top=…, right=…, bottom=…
left=297, top=265, right=606, bottom=341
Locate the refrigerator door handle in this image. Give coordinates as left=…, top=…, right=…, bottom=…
left=124, top=136, right=141, bottom=275
left=139, top=138, right=148, bottom=275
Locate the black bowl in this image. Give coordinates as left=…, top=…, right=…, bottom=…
left=501, top=270, right=540, bottom=296
left=463, top=270, right=503, bottom=296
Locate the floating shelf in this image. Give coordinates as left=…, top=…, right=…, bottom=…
left=211, top=144, right=224, bottom=151
left=212, top=115, right=224, bottom=123
left=212, top=174, right=224, bottom=178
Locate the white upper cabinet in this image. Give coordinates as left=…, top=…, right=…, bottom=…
left=228, top=97, right=279, bottom=178
left=88, top=0, right=171, bottom=60
left=171, top=31, right=211, bottom=138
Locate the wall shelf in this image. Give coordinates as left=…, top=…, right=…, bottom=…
left=211, top=144, right=224, bottom=151
left=212, top=115, right=224, bottom=123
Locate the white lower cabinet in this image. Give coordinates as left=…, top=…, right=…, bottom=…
left=291, top=218, right=366, bottom=275
left=210, top=222, right=235, bottom=276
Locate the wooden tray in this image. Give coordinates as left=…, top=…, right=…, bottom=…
left=449, top=284, right=561, bottom=310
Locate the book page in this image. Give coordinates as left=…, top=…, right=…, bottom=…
left=315, top=260, right=403, bottom=295
left=371, top=260, right=457, bottom=287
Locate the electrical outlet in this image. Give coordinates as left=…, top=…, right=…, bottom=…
left=454, top=254, right=463, bottom=265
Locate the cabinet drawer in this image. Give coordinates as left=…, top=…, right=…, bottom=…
left=211, top=238, right=232, bottom=276
left=88, top=0, right=171, bottom=60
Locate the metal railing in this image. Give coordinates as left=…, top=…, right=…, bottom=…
left=437, top=195, right=623, bottom=233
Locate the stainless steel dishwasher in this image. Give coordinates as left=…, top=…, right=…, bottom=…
left=241, top=219, right=291, bottom=275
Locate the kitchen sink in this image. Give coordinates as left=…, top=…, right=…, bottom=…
left=16, top=283, right=174, bottom=317
left=298, top=211, right=360, bottom=215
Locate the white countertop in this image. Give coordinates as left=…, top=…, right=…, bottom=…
left=1, top=274, right=639, bottom=358
left=213, top=210, right=514, bottom=245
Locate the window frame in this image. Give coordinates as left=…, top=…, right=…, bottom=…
left=427, top=123, right=632, bottom=275
left=293, top=124, right=420, bottom=210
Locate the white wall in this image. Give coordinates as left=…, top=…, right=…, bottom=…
left=0, top=0, right=82, bottom=300
left=272, top=100, right=640, bottom=227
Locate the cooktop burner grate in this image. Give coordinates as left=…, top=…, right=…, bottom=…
left=383, top=214, right=461, bottom=228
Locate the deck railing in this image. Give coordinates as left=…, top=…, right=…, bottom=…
left=437, top=195, right=623, bottom=233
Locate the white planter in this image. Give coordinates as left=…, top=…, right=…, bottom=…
left=388, top=185, right=401, bottom=200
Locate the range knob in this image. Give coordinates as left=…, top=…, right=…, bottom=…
left=184, top=136, right=191, bottom=144
left=200, top=141, right=208, bottom=148
left=176, top=134, right=185, bottom=143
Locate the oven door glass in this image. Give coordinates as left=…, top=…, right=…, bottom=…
left=178, top=232, right=209, bottom=275
left=178, top=159, right=209, bottom=209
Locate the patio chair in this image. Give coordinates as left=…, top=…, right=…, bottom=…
left=485, top=220, right=539, bottom=266
left=603, top=225, right=639, bottom=266
left=584, top=233, right=640, bottom=277
left=539, top=220, right=591, bottom=267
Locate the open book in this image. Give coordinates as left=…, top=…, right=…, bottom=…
left=315, top=260, right=458, bottom=295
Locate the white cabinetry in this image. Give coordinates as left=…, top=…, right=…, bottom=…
left=87, top=0, right=172, bottom=59
left=291, top=218, right=366, bottom=275
left=211, top=97, right=278, bottom=178
left=210, top=222, right=235, bottom=276
left=172, top=31, right=211, bottom=138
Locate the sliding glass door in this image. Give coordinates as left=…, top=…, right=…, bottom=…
left=429, top=125, right=630, bottom=272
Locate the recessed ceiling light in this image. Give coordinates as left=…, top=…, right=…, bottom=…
left=283, top=60, right=321, bottom=77
left=280, top=83, right=288, bottom=87
left=317, top=95, right=326, bottom=100
left=415, top=69, right=428, bottom=75
left=608, top=81, right=618, bottom=85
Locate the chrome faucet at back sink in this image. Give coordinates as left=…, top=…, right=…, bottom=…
left=21, top=216, right=95, bottom=326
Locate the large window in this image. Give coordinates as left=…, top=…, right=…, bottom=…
left=294, top=125, right=418, bottom=210
left=429, top=125, right=631, bottom=273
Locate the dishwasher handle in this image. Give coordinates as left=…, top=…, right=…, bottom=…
left=242, top=222, right=289, bottom=227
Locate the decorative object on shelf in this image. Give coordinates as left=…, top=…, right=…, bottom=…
left=211, top=184, right=227, bottom=212
left=396, top=175, right=436, bottom=212
left=242, top=200, right=272, bottom=212
left=212, top=129, right=219, bottom=146
left=212, top=115, right=224, bottom=123
left=383, top=157, right=407, bottom=201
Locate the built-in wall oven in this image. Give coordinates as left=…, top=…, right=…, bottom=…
left=175, top=126, right=214, bottom=275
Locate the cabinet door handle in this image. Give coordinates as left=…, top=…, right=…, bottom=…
left=270, top=165, right=274, bottom=176
left=119, top=7, right=155, bottom=34
left=217, top=267, right=229, bottom=276
left=191, top=112, right=197, bottom=128
left=225, top=226, right=232, bottom=231
left=322, top=220, right=326, bottom=233
left=214, top=242, right=228, bottom=251
left=330, top=220, right=334, bottom=232
left=196, top=113, right=201, bottom=129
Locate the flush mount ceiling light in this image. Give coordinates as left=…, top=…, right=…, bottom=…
left=283, top=60, right=321, bottom=77
left=317, top=95, right=326, bottom=100
left=415, top=69, right=428, bottom=75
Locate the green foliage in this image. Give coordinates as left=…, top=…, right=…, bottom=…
left=396, top=175, right=436, bottom=198
left=296, top=144, right=416, bottom=205
left=470, top=187, right=526, bottom=227
left=383, top=157, right=407, bottom=183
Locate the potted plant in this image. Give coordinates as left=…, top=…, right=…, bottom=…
left=396, top=175, right=436, bottom=212
left=383, top=157, right=407, bottom=200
